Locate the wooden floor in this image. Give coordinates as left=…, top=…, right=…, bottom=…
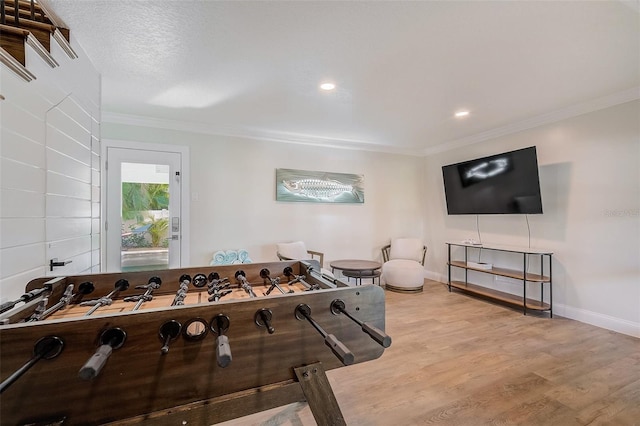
left=221, top=280, right=640, bottom=426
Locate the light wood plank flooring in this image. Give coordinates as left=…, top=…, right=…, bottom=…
left=221, top=280, right=640, bottom=425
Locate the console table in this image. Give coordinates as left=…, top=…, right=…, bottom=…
left=446, top=242, right=552, bottom=316
left=330, top=259, right=382, bottom=286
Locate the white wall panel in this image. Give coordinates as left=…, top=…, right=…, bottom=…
left=0, top=243, right=45, bottom=279
left=46, top=194, right=92, bottom=218
left=44, top=95, right=100, bottom=277
left=0, top=188, right=45, bottom=218
left=46, top=150, right=92, bottom=182
left=0, top=218, right=45, bottom=249
left=0, top=129, right=45, bottom=168
left=47, top=107, right=92, bottom=149
left=91, top=151, right=100, bottom=170
left=46, top=126, right=92, bottom=167
left=92, top=233, right=100, bottom=250
left=46, top=218, right=92, bottom=241
left=92, top=249, right=100, bottom=268
left=92, top=134, right=101, bottom=155
left=91, top=185, right=100, bottom=202
left=0, top=39, right=101, bottom=307
left=91, top=218, right=101, bottom=235
left=47, top=172, right=92, bottom=199
left=47, top=236, right=91, bottom=261
left=0, top=68, right=51, bottom=116
left=91, top=169, right=100, bottom=189
left=1, top=102, right=45, bottom=144
left=0, top=158, right=45, bottom=193
left=91, top=202, right=100, bottom=218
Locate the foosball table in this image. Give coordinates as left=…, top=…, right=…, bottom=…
left=0, top=260, right=391, bottom=425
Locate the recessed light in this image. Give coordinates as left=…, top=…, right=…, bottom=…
left=455, top=110, right=470, bottom=118
left=320, top=82, right=336, bottom=91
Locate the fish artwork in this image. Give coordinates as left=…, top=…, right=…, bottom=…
left=282, top=178, right=361, bottom=202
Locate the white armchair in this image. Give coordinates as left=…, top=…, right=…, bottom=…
left=277, top=241, right=343, bottom=280
left=276, top=241, right=335, bottom=279
left=276, top=241, right=324, bottom=265
left=381, top=238, right=427, bottom=293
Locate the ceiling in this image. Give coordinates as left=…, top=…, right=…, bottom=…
left=45, top=0, right=639, bottom=155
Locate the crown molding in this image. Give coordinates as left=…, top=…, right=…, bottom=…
left=101, top=111, right=426, bottom=156
left=423, top=87, right=640, bottom=156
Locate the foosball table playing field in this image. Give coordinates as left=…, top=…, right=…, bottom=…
left=0, top=260, right=391, bottom=425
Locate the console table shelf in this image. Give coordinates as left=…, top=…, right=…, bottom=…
left=449, top=281, right=551, bottom=311
left=446, top=242, right=553, bottom=317
left=447, top=261, right=550, bottom=282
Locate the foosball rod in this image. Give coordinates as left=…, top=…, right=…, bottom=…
left=24, top=297, right=48, bottom=322
left=235, top=270, right=256, bottom=298
left=330, top=299, right=392, bottom=348
left=124, top=277, right=162, bottom=311
left=260, top=268, right=290, bottom=295
left=27, top=284, right=76, bottom=322
left=295, top=304, right=354, bottom=366
left=0, top=336, right=64, bottom=394
left=207, top=272, right=229, bottom=288
left=206, top=272, right=231, bottom=301
left=0, top=287, right=50, bottom=314
left=81, top=279, right=129, bottom=316
left=171, top=275, right=191, bottom=306
left=283, top=267, right=319, bottom=291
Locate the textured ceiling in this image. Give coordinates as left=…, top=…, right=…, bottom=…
left=46, top=0, right=639, bottom=155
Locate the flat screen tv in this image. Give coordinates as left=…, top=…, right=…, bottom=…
left=442, top=146, right=543, bottom=215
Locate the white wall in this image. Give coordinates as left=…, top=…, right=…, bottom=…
left=424, top=100, right=640, bottom=337
left=101, top=123, right=426, bottom=269
left=0, top=35, right=100, bottom=305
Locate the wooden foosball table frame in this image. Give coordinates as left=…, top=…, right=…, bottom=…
left=0, top=260, right=390, bottom=425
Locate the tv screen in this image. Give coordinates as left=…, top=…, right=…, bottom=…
left=442, top=146, right=543, bottom=215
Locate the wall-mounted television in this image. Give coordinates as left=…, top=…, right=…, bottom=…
left=442, top=146, right=543, bottom=215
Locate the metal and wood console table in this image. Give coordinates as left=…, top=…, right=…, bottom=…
left=446, top=242, right=552, bottom=317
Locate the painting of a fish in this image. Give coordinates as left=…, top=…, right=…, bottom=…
left=276, top=169, right=364, bottom=203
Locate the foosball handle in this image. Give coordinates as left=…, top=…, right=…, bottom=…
left=361, top=322, right=392, bottom=348
left=78, top=344, right=113, bottom=380
left=78, top=328, right=126, bottom=380
left=159, top=320, right=182, bottom=354
left=255, top=308, right=275, bottom=334
left=216, top=335, right=232, bottom=368
left=324, top=334, right=354, bottom=366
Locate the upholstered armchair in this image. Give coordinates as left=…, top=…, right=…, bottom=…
left=276, top=241, right=335, bottom=278
left=276, top=241, right=324, bottom=267
left=381, top=238, right=427, bottom=293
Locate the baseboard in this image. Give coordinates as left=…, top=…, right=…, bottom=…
left=554, top=304, right=639, bottom=338
left=425, top=270, right=639, bottom=339
left=424, top=270, right=442, bottom=282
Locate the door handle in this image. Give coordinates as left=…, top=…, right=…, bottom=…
left=50, top=258, right=72, bottom=271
